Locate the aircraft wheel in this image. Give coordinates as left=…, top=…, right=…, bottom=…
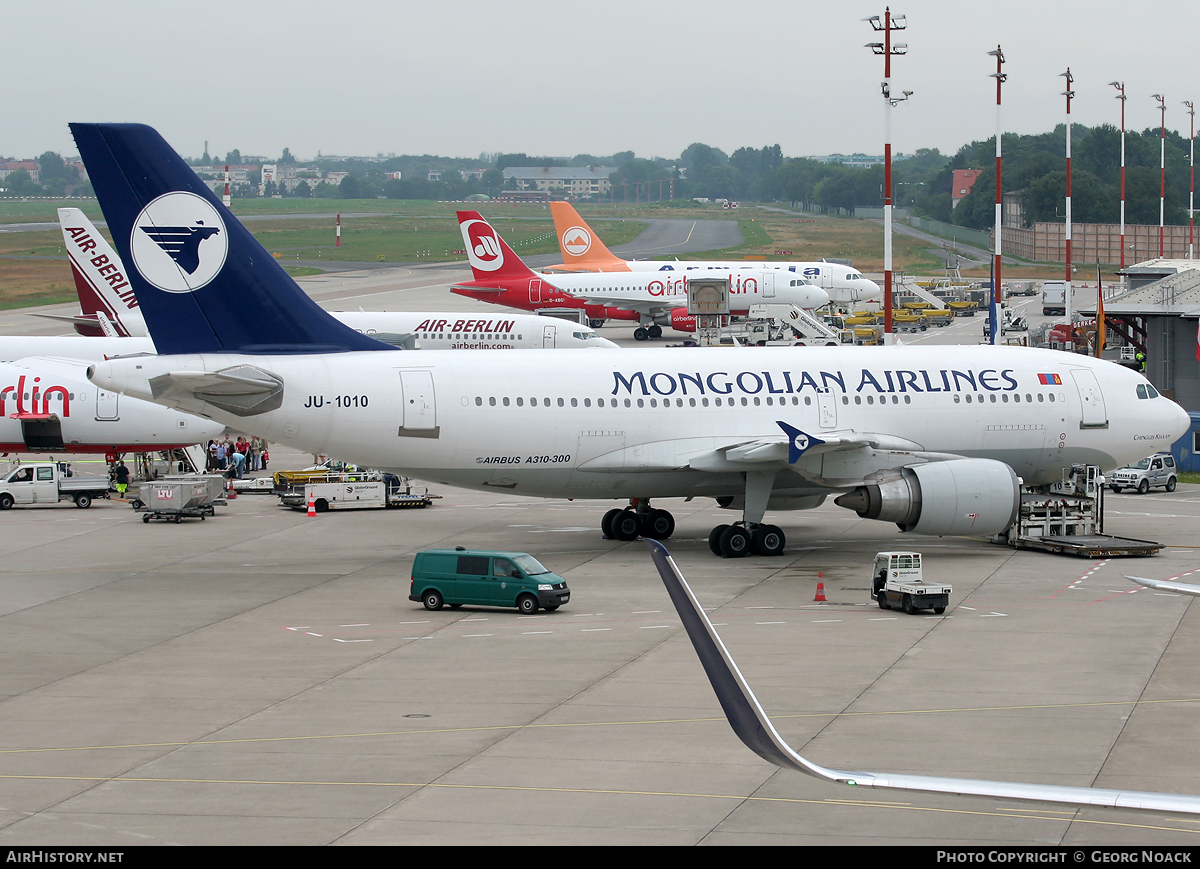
left=611, top=510, right=641, bottom=541
left=718, top=525, right=751, bottom=558
left=648, top=325, right=662, bottom=339
left=1138, top=479, right=1150, bottom=495
left=751, top=525, right=785, bottom=556
left=640, top=509, right=675, bottom=540
left=708, top=525, right=730, bottom=555
left=601, top=507, right=624, bottom=540
left=634, top=327, right=649, bottom=341
left=589, top=319, right=606, bottom=329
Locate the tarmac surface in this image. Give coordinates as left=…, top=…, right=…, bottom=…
left=1, top=239, right=1198, bottom=846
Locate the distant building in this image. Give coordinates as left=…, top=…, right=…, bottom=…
left=427, top=170, right=441, bottom=182
left=385, top=172, right=402, bottom=181
left=502, top=166, right=614, bottom=197
left=0, top=161, right=41, bottom=184
left=951, top=168, right=982, bottom=209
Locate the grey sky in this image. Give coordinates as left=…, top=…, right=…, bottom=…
left=6, top=0, right=1197, bottom=163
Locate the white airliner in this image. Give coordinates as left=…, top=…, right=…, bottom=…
left=547, top=201, right=882, bottom=305
left=45, top=208, right=616, bottom=350
left=0, top=357, right=223, bottom=455
left=1127, top=575, right=1200, bottom=596
left=75, top=123, right=1190, bottom=558
left=452, top=211, right=830, bottom=340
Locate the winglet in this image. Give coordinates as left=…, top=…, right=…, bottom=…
left=775, top=421, right=826, bottom=463
left=647, top=539, right=1200, bottom=814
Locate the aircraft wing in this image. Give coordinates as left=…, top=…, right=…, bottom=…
left=562, top=294, right=672, bottom=318
left=1126, top=575, right=1200, bottom=596
left=29, top=312, right=97, bottom=329
left=645, top=538, right=1200, bottom=816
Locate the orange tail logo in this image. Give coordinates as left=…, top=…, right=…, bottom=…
left=549, top=202, right=628, bottom=271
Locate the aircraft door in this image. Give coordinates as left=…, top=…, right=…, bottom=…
left=528, top=279, right=542, bottom=304
left=543, top=324, right=556, bottom=348
left=821, top=267, right=834, bottom=290
left=398, top=370, right=438, bottom=435
left=762, top=273, right=775, bottom=299
left=818, top=390, right=837, bottom=429
left=1070, top=370, right=1108, bottom=429
left=96, top=388, right=119, bottom=420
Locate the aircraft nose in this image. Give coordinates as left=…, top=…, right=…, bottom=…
left=863, top=279, right=883, bottom=301
left=1170, top=399, right=1192, bottom=441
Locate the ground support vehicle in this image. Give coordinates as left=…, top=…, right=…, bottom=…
left=870, top=551, right=951, bottom=614
left=409, top=548, right=570, bottom=614
left=994, top=465, right=1162, bottom=557
left=946, top=300, right=977, bottom=317
left=1008, top=280, right=1037, bottom=296
left=279, top=473, right=436, bottom=511
left=0, top=462, right=110, bottom=509
left=720, top=305, right=852, bottom=347
left=133, top=476, right=217, bottom=523
left=1041, top=280, right=1070, bottom=316
left=272, top=460, right=378, bottom=492
left=1109, top=453, right=1178, bottom=494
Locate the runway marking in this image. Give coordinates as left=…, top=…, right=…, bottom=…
left=0, top=773, right=1194, bottom=835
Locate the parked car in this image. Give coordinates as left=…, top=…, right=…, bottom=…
left=1109, top=453, right=1178, bottom=494
left=409, top=548, right=570, bottom=614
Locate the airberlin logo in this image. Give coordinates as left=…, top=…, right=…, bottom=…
left=562, top=226, right=592, bottom=256
left=130, top=192, right=228, bottom=294
left=461, top=219, right=503, bottom=271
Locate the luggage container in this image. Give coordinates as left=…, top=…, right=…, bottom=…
left=134, top=477, right=217, bottom=523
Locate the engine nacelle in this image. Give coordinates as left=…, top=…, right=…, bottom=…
left=833, top=459, right=1020, bottom=536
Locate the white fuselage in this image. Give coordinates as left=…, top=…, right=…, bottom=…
left=0, top=359, right=224, bottom=453
left=596, top=261, right=879, bottom=305
left=89, top=346, right=1188, bottom=503
left=545, top=268, right=830, bottom=310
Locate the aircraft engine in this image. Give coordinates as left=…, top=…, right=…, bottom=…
left=833, top=459, right=1020, bottom=536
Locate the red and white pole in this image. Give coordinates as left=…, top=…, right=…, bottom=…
left=223, top=164, right=231, bottom=208
left=336, top=212, right=342, bottom=247
left=866, top=8, right=908, bottom=346
left=1062, top=69, right=1074, bottom=330
left=1154, top=94, right=1166, bottom=257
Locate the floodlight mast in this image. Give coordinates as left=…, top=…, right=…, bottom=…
left=1153, top=94, right=1166, bottom=257
left=865, top=8, right=908, bottom=345
left=1110, top=82, right=1126, bottom=272
left=1185, top=100, right=1195, bottom=259
left=989, top=46, right=1006, bottom=344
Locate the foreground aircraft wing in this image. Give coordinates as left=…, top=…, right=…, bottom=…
left=1127, top=575, right=1200, bottom=596
left=646, top=539, right=1200, bottom=815
left=565, top=294, right=671, bottom=318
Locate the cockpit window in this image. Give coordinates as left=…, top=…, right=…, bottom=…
left=1137, top=383, right=1159, bottom=399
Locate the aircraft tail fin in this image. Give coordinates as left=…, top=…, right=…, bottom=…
left=455, top=210, right=540, bottom=283
left=70, top=123, right=391, bottom=355
left=549, top=201, right=626, bottom=271
left=57, top=207, right=145, bottom=338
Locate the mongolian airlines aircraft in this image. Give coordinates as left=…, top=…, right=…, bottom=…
left=43, top=208, right=617, bottom=351
left=452, top=211, right=830, bottom=341
left=546, top=201, right=882, bottom=305
left=76, top=123, right=1189, bottom=559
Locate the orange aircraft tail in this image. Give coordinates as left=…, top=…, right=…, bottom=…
left=549, top=201, right=629, bottom=272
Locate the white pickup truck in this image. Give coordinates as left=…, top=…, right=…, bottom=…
left=870, top=551, right=951, bottom=615
left=0, top=462, right=111, bottom=509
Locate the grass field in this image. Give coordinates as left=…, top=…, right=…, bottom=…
left=0, top=197, right=1085, bottom=310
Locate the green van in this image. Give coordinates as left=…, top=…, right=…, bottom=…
left=409, top=548, right=571, bottom=614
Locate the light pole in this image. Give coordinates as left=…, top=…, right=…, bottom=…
left=865, top=7, right=907, bottom=345
left=1062, top=69, right=1074, bottom=332
left=1186, top=100, right=1195, bottom=258
left=1153, top=94, right=1166, bottom=258
left=988, top=46, right=1006, bottom=345
left=1109, top=81, right=1126, bottom=274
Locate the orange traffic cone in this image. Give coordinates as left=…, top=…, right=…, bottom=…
left=307, top=492, right=317, bottom=518
left=813, top=581, right=827, bottom=602
left=227, top=476, right=238, bottom=499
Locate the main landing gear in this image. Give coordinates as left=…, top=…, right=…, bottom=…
left=706, top=522, right=786, bottom=558
left=602, top=500, right=675, bottom=541
left=633, top=324, right=663, bottom=341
